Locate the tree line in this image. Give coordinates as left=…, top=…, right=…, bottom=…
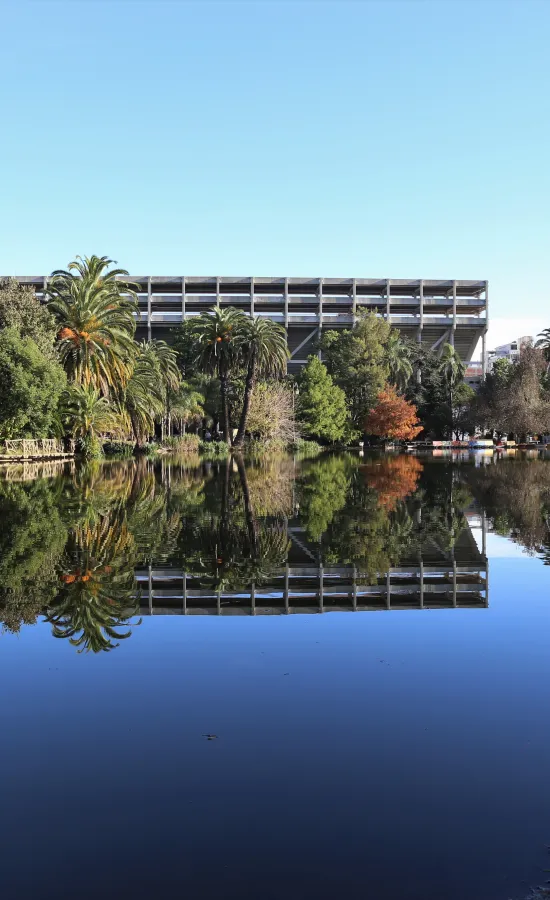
left=2, top=253, right=548, bottom=451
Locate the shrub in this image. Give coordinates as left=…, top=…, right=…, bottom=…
left=103, top=440, right=134, bottom=458
left=162, top=434, right=201, bottom=453
left=291, top=438, right=322, bottom=457
left=199, top=440, right=230, bottom=460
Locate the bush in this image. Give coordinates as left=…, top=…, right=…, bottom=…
left=199, top=440, right=230, bottom=460
left=291, top=438, right=322, bottom=457
left=103, top=440, right=134, bottom=458
left=161, top=434, right=201, bottom=453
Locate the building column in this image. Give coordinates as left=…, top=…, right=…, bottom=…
left=318, top=278, right=323, bottom=359
left=181, top=276, right=186, bottom=321
left=417, top=280, right=424, bottom=383
left=386, top=278, right=391, bottom=321
left=451, top=280, right=457, bottom=347
left=284, top=277, right=289, bottom=328
left=352, top=278, right=357, bottom=323
left=216, top=276, right=220, bottom=308
left=147, top=276, right=152, bottom=342
left=482, top=329, right=488, bottom=378
left=250, top=277, right=254, bottom=317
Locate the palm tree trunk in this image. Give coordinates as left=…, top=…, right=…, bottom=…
left=219, top=366, right=231, bottom=444
left=233, top=352, right=256, bottom=449
left=235, top=453, right=257, bottom=555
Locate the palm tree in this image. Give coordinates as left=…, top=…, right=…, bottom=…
left=191, top=307, right=248, bottom=443
left=535, top=329, right=550, bottom=373
left=47, top=255, right=138, bottom=393
left=166, top=382, right=205, bottom=435
left=122, top=341, right=166, bottom=448
left=61, top=384, right=121, bottom=456
left=439, top=343, right=466, bottom=436
left=386, top=331, right=414, bottom=390
left=233, top=316, right=289, bottom=449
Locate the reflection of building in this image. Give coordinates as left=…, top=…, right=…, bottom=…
left=136, top=516, right=488, bottom=615
left=11, top=276, right=488, bottom=374
left=485, top=336, right=533, bottom=373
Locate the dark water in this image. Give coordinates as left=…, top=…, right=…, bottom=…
left=1, top=452, right=550, bottom=900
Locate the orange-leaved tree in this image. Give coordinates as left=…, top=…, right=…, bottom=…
left=364, top=386, right=422, bottom=441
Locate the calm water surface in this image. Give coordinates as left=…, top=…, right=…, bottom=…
left=1, top=452, right=550, bottom=900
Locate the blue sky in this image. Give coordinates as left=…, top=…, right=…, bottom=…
left=1, top=0, right=549, bottom=350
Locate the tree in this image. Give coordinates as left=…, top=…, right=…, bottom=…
left=0, top=328, right=66, bottom=439
left=471, top=346, right=550, bottom=437
left=452, top=382, right=476, bottom=439
left=440, top=343, right=466, bottom=414
left=245, top=381, right=296, bottom=446
left=46, top=255, right=138, bottom=393
left=321, top=311, right=391, bottom=431
left=233, top=317, right=289, bottom=449
left=535, top=327, right=550, bottom=365
left=364, top=385, right=422, bottom=441
left=405, top=345, right=449, bottom=438
left=0, top=278, right=58, bottom=359
left=190, top=307, right=248, bottom=443
left=297, top=356, right=349, bottom=443
left=386, top=330, right=414, bottom=390
left=61, top=384, right=121, bottom=456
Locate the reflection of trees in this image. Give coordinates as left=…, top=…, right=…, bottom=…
left=298, top=455, right=357, bottom=542
left=361, top=456, right=422, bottom=511
left=45, top=509, right=140, bottom=653
left=0, top=478, right=68, bottom=632
left=178, top=459, right=290, bottom=592
left=297, top=453, right=470, bottom=581
left=462, top=460, right=550, bottom=557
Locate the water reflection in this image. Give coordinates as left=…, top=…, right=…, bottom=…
left=3, top=452, right=550, bottom=649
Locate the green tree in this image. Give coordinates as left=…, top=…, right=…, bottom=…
left=0, top=328, right=66, bottom=439
left=0, top=478, right=68, bottom=633
left=233, top=316, right=289, bottom=449
left=0, top=278, right=58, bottom=359
left=191, top=307, right=248, bottom=443
left=61, top=384, right=121, bottom=456
left=440, top=343, right=466, bottom=414
left=297, top=356, right=349, bottom=443
left=321, top=311, right=390, bottom=431
left=46, top=255, right=138, bottom=393
left=386, top=330, right=414, bottom=390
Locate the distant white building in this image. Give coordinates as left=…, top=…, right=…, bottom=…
left=485, top=336, right=533, bottom=373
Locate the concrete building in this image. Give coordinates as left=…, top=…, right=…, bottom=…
left=9, top=275, right=489, bottom=374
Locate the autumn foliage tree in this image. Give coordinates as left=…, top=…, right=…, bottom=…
left=364, top=386, right=422, bottom=441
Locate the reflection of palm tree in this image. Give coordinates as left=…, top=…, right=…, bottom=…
left=180, top=460, right=290, bottom=593
left=45, top=511, right=140, bottom=653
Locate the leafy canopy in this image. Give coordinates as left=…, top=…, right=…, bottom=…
left=297, top=356, right=349, bottom=443
left=0, top=328, right=66, bottom=439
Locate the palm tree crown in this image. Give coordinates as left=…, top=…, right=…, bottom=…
left=47, top=255, right=138, bottom=393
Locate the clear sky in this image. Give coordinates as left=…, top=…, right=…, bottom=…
left=1, top=0, right=549, bottom=350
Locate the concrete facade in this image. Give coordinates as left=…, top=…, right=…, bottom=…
left=10, top=275, right=489, bottom=374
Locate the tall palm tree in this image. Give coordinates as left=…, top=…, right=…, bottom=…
left=386, top=331, right=414, bottom=390
left=191, top=307, right=248, bottom=443
left=233, top=316, right=289, bottom=449
left=122, top=342, right=166, bottom=448
left=439, top=343, right=466, bottom=435
left=47, top=255, right=138, bottom=393
left=61, top=384, right=122, bottom=456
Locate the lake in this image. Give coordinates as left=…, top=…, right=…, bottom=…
left=1, top=452, right=550, bottom=900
